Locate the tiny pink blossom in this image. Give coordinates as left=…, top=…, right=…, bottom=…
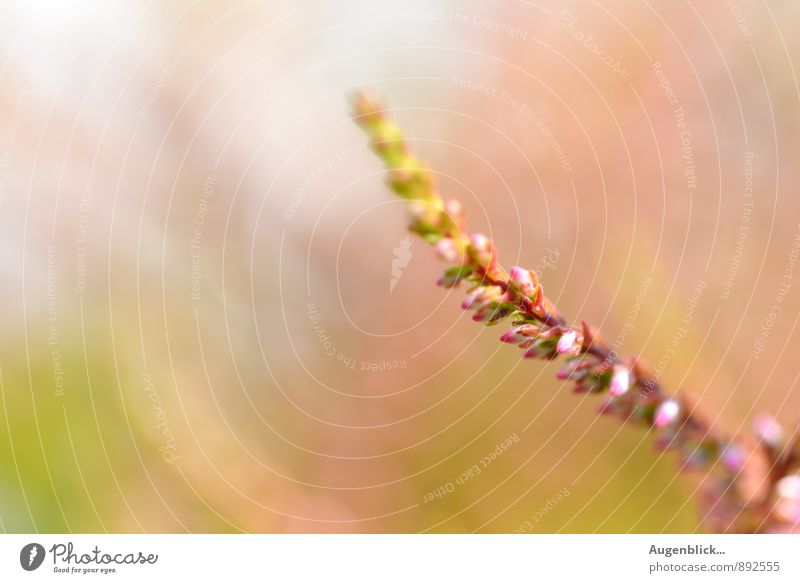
left=461, top=286, right=501, bottom=310
left=461, top=289, right=483, bottom=310
left=721, top=444, right=746, bottom=474
left=509, top=266, right=535, bottom=296
left=435, top=238, right=458, bottom=262
left=754, top=414, right=783, bottom=447
left=556, top=329, right=578, bottom=354
left=467, top=233, right=495, bottom=270
left=469, top=233, right=490, bottom=253
left=500, top=329, right=525, bottom=344
left=654, top=399, right=680, bottom=428
left=597, top=400, right=615, bottom=416
left=609, top=365, right=630, bottom=396
left=777, top=475, right=800, bottom=501
left=444, top=199, right=464, bottom=226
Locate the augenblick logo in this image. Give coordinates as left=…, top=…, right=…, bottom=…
left=20, top=543, right=45, bottom=571
left=20, top=542, right=158, bottom=574
left=649, top=544, right=722, bottom=558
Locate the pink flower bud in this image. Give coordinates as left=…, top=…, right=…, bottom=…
left=472, top=303, right=513, bottom=324
left=472, top=307, right=493, bottom=323
left=468, top=233, right=495, bottom=268
left=443, top=199, right=466, bottom=233
left=777, top=475, right=800, bottom=501
left=720, top=444, right=746, bottom=474
left=754, top=414, right=783, bottom=447
left=435, top=238, right=458, bottom=262
left=509, top=266, right=535, bottom=296
left=609, top=365, right=630, bottom=396
left=523, top=338, right=550, bottom=359
left=502, top=325, right=540, bottom=348
left=500, top=329, right=525, bottom=344
left=469, top=233, right=490, bottom=252
left=556, top=363, right=574, bottom=380
left=557, top=359, right=578, bottom=380
left=556, top=329, right=578, bottom=355
left=461, top=289, right=482, bottom=310
left=597, top=400, right=615, bottom=415
left=654, top=399, right=680, bottom=428
left=444, top=198, right=463, bottom=217
left=461, top=286, right=500, bottom=310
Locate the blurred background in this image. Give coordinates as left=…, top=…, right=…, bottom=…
left=0, top=0, right=799, bottom=533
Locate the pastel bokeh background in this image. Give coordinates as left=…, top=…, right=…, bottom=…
left=1, top=0, right=799, bottom=532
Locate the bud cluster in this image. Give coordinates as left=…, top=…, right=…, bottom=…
left=352, top=90, right=800, bottom=533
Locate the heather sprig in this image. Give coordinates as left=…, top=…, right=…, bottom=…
left=351, top=90, right=800, bottom=533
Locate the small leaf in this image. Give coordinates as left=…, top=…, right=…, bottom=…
left=437, top=265, right=473, bottom=288
left=473, top=302, right=516, bottom=325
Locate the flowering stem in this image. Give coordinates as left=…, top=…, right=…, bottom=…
left=351, top=90, right=800, bottom=533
